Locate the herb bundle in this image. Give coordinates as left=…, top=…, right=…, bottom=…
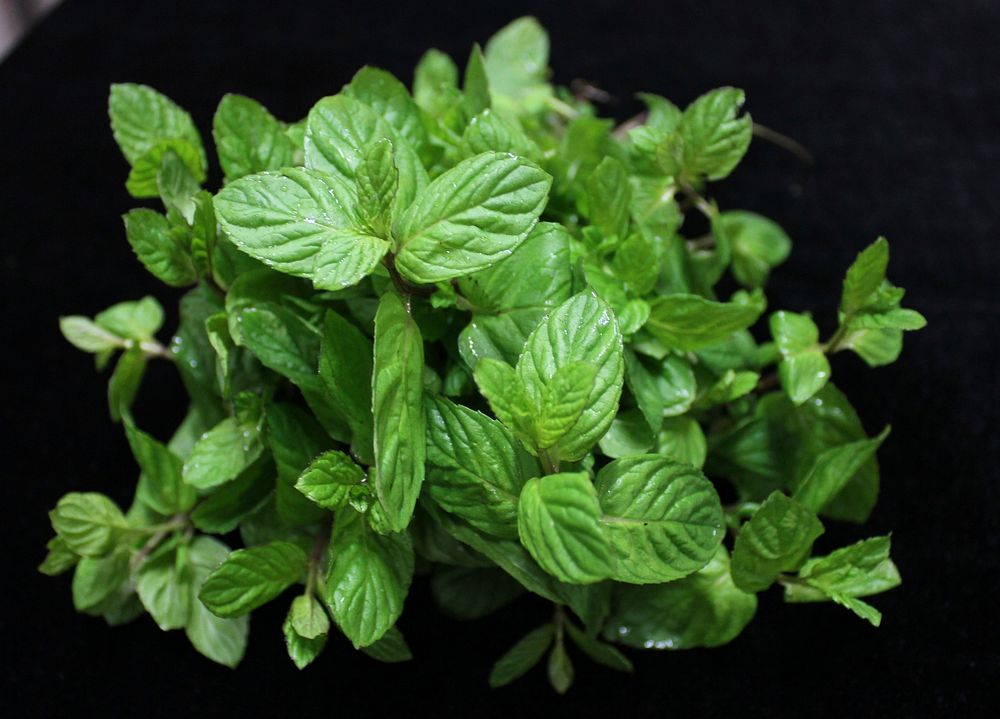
left=42, top=16, right=924, bottom=693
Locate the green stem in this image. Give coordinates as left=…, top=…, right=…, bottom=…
left=822, top=321, right=851, bottom=354
left=679, top=183, right=718, bottom=220
left=545, top=96, right=580, bottom=120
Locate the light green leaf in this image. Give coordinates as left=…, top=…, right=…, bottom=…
left=185, top=536, right=249, bottom=668
left=604, top=546, right=756, bottom=649
left=413, top=48, right=459, bottom=117
left=213, top=94, right=294, bottom=183
left=304, top=94, right=426, bottom=212
left=793, top=427, right=890, bottom=514
left=123, top=208, right=197, bottom=287
left=59, top=316, right=123, bottom=353
left=354, top=137, right=398, bottom=238
left=842, top=237, right=889, bottom=315
left=394, top=151, right=551, bottom=283
left=109, top=83, right=205, bottom=172
left=656, top=417, right=707, bottom=468
left=107, top=345, right=146, bottom=422
left=95, top=296, right=164, bottom=341
left=157, top=149, right=200, bottom=220
left=290, top=593, right=330, bottom=639
left=517, top=473, right=612, bottom=584
left=125, top=138, right=206, bottom=198
left=215, top=167, right=388, bottom=289
left=678, top=87, right=752, bottom=181
left=517, top=293, right=624, bottom=462
left=535, top=362, right=598, bottom=449
left=136, top=547, right=191, bottom=630
left=718, top=210, right=792, bottom=287
left=50, top=492, right=128, bottom=557
left=125, top=422, right=197, bottom=515
left=463, top=109, right=541, bottom=159
left=598, top=409, right=654, bottom=459
left=199, top=541, right=308, bottom=618
left=344, top=66, right=428, bottom=155
left=788, top=535, right=901, bottom=605
left=586, top=157, right=630, bottom=241
left=595, top=455, right=723, bottom=584
left=624, top=351, right=696, bottom=433
left=483, top=16, right=551, bottom=111
left=462, top=44, right=491, bottom=119
left=425, top=397, right=537, bottom=539
left=38, top=536, right=79, bottom=576
left=645, top=293, right=765, bottom=351
left=373, top=292, right=426, bottom=532
left=283, top=608, right=327, bottom=669
left=488, top=624, right=554, bottom=688
left=324, top=512, right=414, bottom=648
left=72, top=550, right=129, bottom=611
left=294, top=450, right=366, bottom=511
left=183, top=416, right=263, bottom=490
left=731, top=492, right=824, bottom=593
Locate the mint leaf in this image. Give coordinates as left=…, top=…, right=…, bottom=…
left=517, top=473, right=612, bottom=584
left=488, top=624, right=554, bottom=688
left=344, top=66, right=428, bottom=156
left=595, top=455, right=724, bottom=583
left=59, top=316, right=123, bottom=353
left=136, top=547, right=191, bottom=630
left=38, top=536, right=79, bottom=577
left=841, top=237, right=889, bottom=315
left=425, top=397, right=537, bottom=539
left=323, top=512, right=414, bottom=648
left=290, top=593, right=330, bottom=639
left=547, top=635, right=574, bottom=694
left=215, top=167, right=388, bottom=288
left=718, top=210, right=792, bottom=288
left=564, top=622, right=633, bottom=673
left=394, top=151, right=551, bottom=283
left=431, top=565, right=524, bottom=620
left=185, top=536, right=250, bottom=667
left=788, top=535, right=901, bottom=602
left=373, top=292, right=426, bottom=532
left=199, top=541, right=308, bottom=618
left=354, top=137, right=398, bottom=238
left=123, top=208, right=198, bottom=287
left=483, top=16, right=551, bottom=112
left=645, top=292, right=765, bottom=351
left=183, top=416, right=263, bottom=490
left=318, top=310, right=375, bottom=460
left=678, top=87, right=752, bottom=181
left=283, top=607, right=327, bottom=669
left=517, top=293, right=624, bottom=463
left=793, top=427, right=891, bottom=514
left=50, top=492, right=128, bottom=557
left=125, top=422, right=197, bottom=515
left=294, top=450, right=366, bottom=511
left=771, top=310, right=831, bottom=404
left=213, top=93, right=294, bottom=183
left=109, top=83, right=205, bottom=175
left=604, top=547, right=757, bottom=649
left=462, top=44, right=491, bottom=119
left=586, top=157, right=630, bottom=242
left=731, top=492, right=824, bottom=593
left=95, top=296, right=164, bottom=341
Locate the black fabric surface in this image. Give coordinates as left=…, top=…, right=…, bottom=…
left=1, top=0, right=997, bottom=715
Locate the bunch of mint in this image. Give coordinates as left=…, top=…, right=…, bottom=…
left=42, top=16, right=924, bottom=693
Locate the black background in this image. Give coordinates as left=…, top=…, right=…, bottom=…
left=1, top=0, right=998, bottom=715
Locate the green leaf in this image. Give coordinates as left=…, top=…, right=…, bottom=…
left=109, top=83, right=205, bottom=173
left=656, top=417, right=708, bottom=468
left=354, top=137, right=398, bottom=238
left=283, top=608, right=327, bottom=669
left=788, top=535, right=901, bottom=605
left=425, top=397, right=537, bottom=539
left=38, top=536, right=79, bottom=576
left=72, top=550, right=130, bottom=611
left=319, top=310, right=375, bottom=460
left=517, top=473, right=612, bottom=584
left=50, top=492, right=128, bottom=557
left=183, top=416, right=263, bottom=490
left=625, top=351, right=696, bottom=432
left=431, top=565, right=524, bottom=620
left=136, top=547, right=191, bottom=630
left=595, top=455, right=723, bottom=583
left=290, top=593, right=330, bottom=639
left=793, top=427, right=890, bottom=514
left=344, top=66, right=428, bottom=155
left=586, top=157, right=630, bottom=241
left=185, top=536, right=249, bottom=667
left=294, top=450, right=366, bottom=510
left=213, top=94, right=294, bottom=183
left=156, top=149, right=200, bottom=220
left=324, top=512, right=414, bottom=648
left=547, top=637, right=574, bottom=694
left=462, top=44, right=491, bottom=119
left=842, top=237, right=889, bottom=315
left=413, top=48, right=459, bottom=117
left=678, top=87, right=752, bottom=181
left=59, top=316, right=123, bottom=353
left=214, top=167, right=389, bottom=289
left=125, top=139, right=206, bottom=198
left=565, top=622, right=633, bottom=673
left=125, top=422, right=197, bottom=515
left=95, top=296, right=164, bottom=341
left=123, top=208, right=197, bottom=287
left=488, top=624, right=554, bottom=688
left=517, top=293, right=624, bottom=462
left=483, top=16, right=551, bottom=112
left=731, top=492, right=824, bottom=592
left=771, top=310, right=830, bottom=404
left=394, top=151, right=551, bottom=283
left=718, top=211, right=791, bottom=288
left=604, top=546, right=757, bottom=649
left=535, top=362, right=599, bottom=449
left=463, top=109, right=541, bottom=159
left=598, top=409, right=654, bottom=459
left=107, top=345, right=146, bottom=422
left=304, top=94, right=426, bottom=212
left=360, top=625, right=413, bottom=663
left=199, top=541, right=308, bottom=618
left=645, top=293, right=765, bottom=351
left=373, top=293, right=426, bottom=532
left=191, top=458, right=274, bottom=534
